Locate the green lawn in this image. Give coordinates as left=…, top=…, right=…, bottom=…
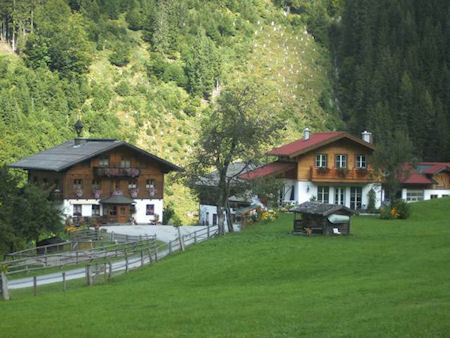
left=1, top=199, right=450, bottom=337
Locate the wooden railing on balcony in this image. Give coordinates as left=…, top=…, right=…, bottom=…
left=93, top=167, right=141, bottom=178
left=309, top=167, right=376, bottom=182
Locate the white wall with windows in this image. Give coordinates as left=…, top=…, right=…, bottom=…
left=402, top=188, right=450, bottom=202
left=62, top=199, right=102, bottom=218
left=292, top=181, right=382, bottom=210
left=133, top=199, right=163, bottom=224
left=199, top=204, right=234, bottom=226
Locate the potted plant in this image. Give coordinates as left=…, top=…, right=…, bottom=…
left=74, top=188, right=83, bottom=198
left=317, top=167, right=329, bottom=175
left=93, top=189, right=102, bottom=198
left=129, top=188, right=139, bottom=198
left=336, top=168, right=349, bottom=177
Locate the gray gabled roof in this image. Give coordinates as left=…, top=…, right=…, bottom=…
left=196, top=162, right=258, bottom=186
left=290, top=202, right=356, bottom=216
left=8, top=138, right=183, bottom=173
left=100, top=195, right=135, bottom=204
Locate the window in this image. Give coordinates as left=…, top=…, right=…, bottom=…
left=92, top=179, right=101, bottom=190
left=73, top=204, right=82, bottom=216
left=121, top=157, right=131, bottom=168
left=109, top=206, right=117, bottom=216
left=92, top=205, right=100, bottom=216
left=98, top=157, right=109, bottom=167
left=146, top=179, right=155, bottom=189
left=335, top=154, right=347, bottom=168
left=73, top=179, right=83, bottom=190
left=335, top=187, right=345, bottom=205
left=213, top=214, right=217, bottom=226
left=146, top=204, right=155, bottom=215
left=350, top=187, right=362, bottom=210
left=406, top=190, right=424, bottom=202
left=289, top=185, right=295, bottom=201
left=356, top=154, right=366, bottom=168
left=315, top=154, right=328, bottom=168
left=430, top=194, right=438, bottom=199
left=317, top=186, right=329, bottom=203
left=128, top=179, right=137, bottom=190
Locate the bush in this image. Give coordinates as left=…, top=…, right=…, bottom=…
left=380, top=199, right=410, bottom=220
left=367, top=188, right=376, bottom=213
left=393, top=199, right=411, bottom=219
left=114, top=81, right=131, bottom=96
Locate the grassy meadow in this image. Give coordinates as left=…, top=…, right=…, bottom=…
left=1, top=199, right=450, bottom=337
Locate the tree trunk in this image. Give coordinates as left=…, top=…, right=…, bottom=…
left=225, top=201, right=233, bottom=233
left=217, top=204, right=225, bottom=235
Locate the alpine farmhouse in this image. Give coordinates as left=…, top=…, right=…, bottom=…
left=8, top=134, right=182, bottom=224
left=241, top=129, right=383, bottom=210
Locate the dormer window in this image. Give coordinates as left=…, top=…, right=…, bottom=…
left=356, top=154, right=366, bottom=169
left=335, top=154, right=347, bottom=168
left=315, top=154, right=328, bottom=168
left=121, top=157, right=131, bottom=168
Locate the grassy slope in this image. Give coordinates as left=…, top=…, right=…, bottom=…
left=2, top=199, right=450, bottom=337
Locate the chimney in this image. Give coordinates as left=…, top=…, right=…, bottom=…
left=361, top=130, right=372, bottom=143
left=304, top=127, right=310, bottom=141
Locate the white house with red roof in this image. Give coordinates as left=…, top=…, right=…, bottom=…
left=399, top=162, right=450, bottom=201
left=240, top=129, right=383, bottom=210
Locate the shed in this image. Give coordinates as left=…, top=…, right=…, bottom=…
left=290, top=202, right=356, bottom=235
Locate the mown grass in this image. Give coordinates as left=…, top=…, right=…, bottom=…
left=1, top=199, right=450, bottom=337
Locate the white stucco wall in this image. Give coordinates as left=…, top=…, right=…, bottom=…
left=61, top=198, right=163, bottom=224
left=133, top=199, right=163, bottom=224
left=199, top=204, right=239, bottom=226
left=62, top=199, right=102, bottom=218
left=290, top=180, right=382, bottom=209
left=402, top=188, right=450, bottom=202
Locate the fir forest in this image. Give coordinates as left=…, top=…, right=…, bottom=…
left=0, top=0, right=449, bottom=223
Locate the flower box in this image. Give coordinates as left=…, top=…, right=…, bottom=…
left=129, top=188, right=139, bottom=198
left=74, top=189, right=83, bottom=198
left=93, top=190, right=102, bottom=198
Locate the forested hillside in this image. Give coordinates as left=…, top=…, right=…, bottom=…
left=332, top=0, right=450, bottom=161
left=0, top=0, right=339, bottom=222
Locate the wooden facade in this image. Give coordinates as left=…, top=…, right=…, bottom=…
left=295, top=138, right=379, bottom=183
left=28, top=146, right=165, bottom=201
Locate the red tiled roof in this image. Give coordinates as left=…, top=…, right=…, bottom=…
left=239, top=162, right=296, bottom=180
left=401, top=163, right=433, bottom=184
left=418, top=162, right=450, bottom=174
left=268, top=131, right=374, bottom=157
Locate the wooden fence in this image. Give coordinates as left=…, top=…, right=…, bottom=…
left=1, top=225, right=219, bottom=300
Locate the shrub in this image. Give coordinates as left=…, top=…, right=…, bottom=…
left=379, top=199, right=410, bottom=220
left=393, top=199, right=411, bottom=219
left=367, top=188, right=376, bottom=213
left=114, top=81, right=131, bottom=96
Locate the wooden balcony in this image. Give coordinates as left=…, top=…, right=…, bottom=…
left=309, top=167, right=377, bottom=183
left=93, top=167, right=141, bottom=178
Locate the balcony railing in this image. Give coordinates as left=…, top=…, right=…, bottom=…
left=93, top=166, right=141, bottom=178
left=309, top=167, right=376, bottom=182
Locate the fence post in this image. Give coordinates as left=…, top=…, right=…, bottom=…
left=125, top=250, right=128, bottom=273
left=86, top=265, right=92, bottom=286
left=168, top=241, right=172, bottom=254
left=207, top=226, right=210, bottom=238
left=140, top=249, right=144, bottom=267
left=194, top=232, right=197, bottom=244
left=33, top=276, right=37, bottom=296
left=108, top=262, right=112, bottom=279
left=62, top=272, right=66, bottom=292
left=104, top=263, right=107, bottom=281
left=154, top=240, right=158, bottom=262
left=1, top=271, right=10, bottom=301
left=76, top=251, right=79, bottom=264
left=148, top=248, right=153, bottom=264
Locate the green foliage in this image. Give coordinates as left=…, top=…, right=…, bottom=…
left=334, top=0, right=450, bottom=161
left=392, top=199, right=411, bottom=219
left=367, top=188, right=376, bottom=213
left=0, top=168, right=63, bottom=255
left=114, top=81, right=131, bottom=97
left=108, top=43, right=130, bottom=67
